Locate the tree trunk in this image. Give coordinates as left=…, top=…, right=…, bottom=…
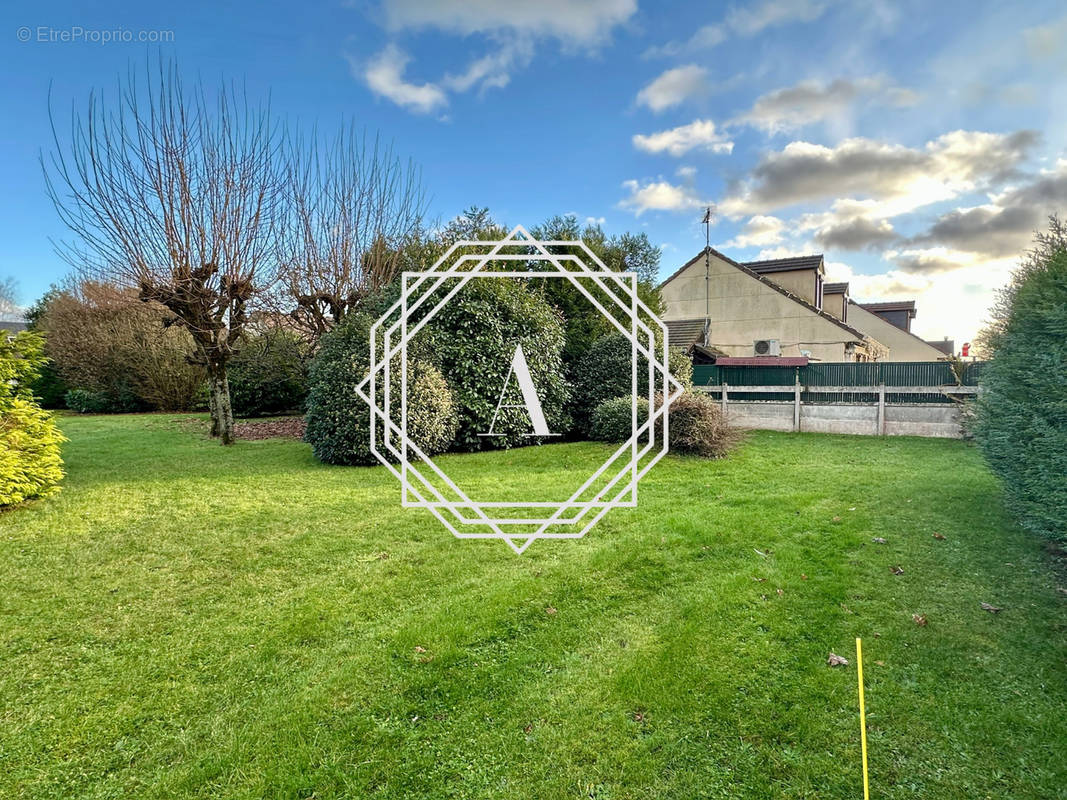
left=207, top=371, right=220, bottom=437
left=207, top=364, right=235, bottom=444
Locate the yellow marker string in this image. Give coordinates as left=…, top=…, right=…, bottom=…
left=856, top=637, right=870, bottom=800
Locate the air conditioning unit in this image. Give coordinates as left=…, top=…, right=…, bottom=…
left=753, top=339, right=781, bottom=357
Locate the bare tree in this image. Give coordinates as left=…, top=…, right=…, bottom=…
left=277, top=124, right=425, bottom=339
left=0, top=277, right=19, bottom=319
left=44, top=61, right=282, bottom=443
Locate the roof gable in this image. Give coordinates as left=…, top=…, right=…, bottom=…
left=660, top=248, right=870, bottom=342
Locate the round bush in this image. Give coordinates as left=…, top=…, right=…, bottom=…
left=572, top=332, right=693, bottom=434
left=590, top=395, right=650, bottom=442
left=419, top=278, right=570, bottom=450
left=667, top=391, right=741, bottom=459
left=304, top=313, right=458, bottom=466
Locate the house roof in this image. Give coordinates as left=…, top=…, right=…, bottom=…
left=925, top=339, right=955, bottom=356
left=715, top=356, right=809, bottom=366
left=848, top=300, right=946, bottom=357
left=823, top=282, right=849, bottom=294
left=660, top=247, right=870, bottom=343
left=0, top=320, right=28, bottom=334
left=665, top=318, right=706, bottom=349
left=860, top=300, right=917, bottom=318
left=742, top=254, right=825, bottom=274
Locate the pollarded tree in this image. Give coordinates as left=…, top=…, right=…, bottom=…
left=276, top=125, right=425, bottom=340
left=44, top=60, right=283, bottom=443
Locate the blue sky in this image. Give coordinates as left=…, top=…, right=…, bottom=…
left=2, top=0, right=1066, bottom=343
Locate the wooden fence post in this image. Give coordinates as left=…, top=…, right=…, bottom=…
left=877, top=383, right=885, bottom=436
left=793, top=375, right=801, bottom=432
left=721, top=382, right=728, bottom=416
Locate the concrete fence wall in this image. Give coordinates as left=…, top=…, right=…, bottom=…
left=710, top=399, right=964, bottom=438
left=696, top=383, right=972, bottom=438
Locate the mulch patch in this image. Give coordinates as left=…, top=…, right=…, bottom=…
left=234, top=417, right=306, bottom=441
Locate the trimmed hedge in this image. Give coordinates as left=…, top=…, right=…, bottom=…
left=304, top=313, right=458, bottom=466
left=973, top=248, right=1067, bottom=542
left=1, top=332, right=65, bottom=507
left=572, top=332, right=693, bottom=434
left=228, top=329, right=309, bottom=417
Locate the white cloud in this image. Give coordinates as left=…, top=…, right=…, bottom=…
left=635, top=65, right=710, bottom=112
left=440, top=40, right=534, bottom=93
left=725, top=0, right=830, bottom=36
left=730, top=76, right=918, bottom=135
left=644, top=0, right=831, bottom=57
left=585, top=215, right=606, bottom=225
left=632, top=119, right=734, bottom=156
left=720, top=129, right=1039, bottom=218
left=619, top=178, right=709, bottom=216
left=723, top=215, right=787, bottom=248
left=381, top=0, right=637, bottom=44
left=358, top=45, right=448, bottom=114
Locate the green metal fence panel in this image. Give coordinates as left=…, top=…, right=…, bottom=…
left=691, top=361, right=986, bottom=404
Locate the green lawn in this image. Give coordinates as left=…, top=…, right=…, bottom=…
left=1, top=415, right=1065, bottom=799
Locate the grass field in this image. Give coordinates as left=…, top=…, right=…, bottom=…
left=1, top=414, right=1065, bottom=799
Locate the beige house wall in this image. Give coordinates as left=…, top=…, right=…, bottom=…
left=846, top=302, right=946, bottom=361
left=758, top=268, right=818, bottom=305
left=823, top=292, right=847, bottom=321
left=661, top=252, right=875, bottom=362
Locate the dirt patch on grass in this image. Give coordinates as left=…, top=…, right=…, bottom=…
left=234, top=417, right=306, bottom=440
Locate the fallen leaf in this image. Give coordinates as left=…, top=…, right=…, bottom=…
left=776, top=588, right=784, bottom=596
left=980, top=602, right=1002, bottom=614
left=632, top=710, right=647, bottom=724
left=827, top=653, right=849, bottom=667
left=801, top=573, right=808, bottom=580
left=760, top=594, right=768, bottom=601
left=832, top=516, right=841, bottom=522
left=874, top=660, right=885, bottom=666
left=752, top=576, right=767, bottom=582
left=414, top=646, right=427, bottom=654
left=912, top=613, right=928, bottom=626
left=890, top=565, right=904, bottom=575
left=545, top=606, right=557, bottom=616
left=523, top=723, right=533, bottom=734
left=933, top=532, right=946, bottom=540
left=848, top=507, right=857, bottom=511
left=872, top=537, right=887, bottom=544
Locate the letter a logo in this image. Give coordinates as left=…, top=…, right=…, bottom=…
left=479, top=343, right=558, bottom=438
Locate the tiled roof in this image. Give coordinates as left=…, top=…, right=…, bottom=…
left=823, top=282, right=849, bottom=294
left=860, top=300, right=916, bottom=315
left=665, top=318, right=706, bottom=348
left=742, top=255, right=824, bottom=274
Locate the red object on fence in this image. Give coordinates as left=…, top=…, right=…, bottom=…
left=961, top=342, right=970, bottom=357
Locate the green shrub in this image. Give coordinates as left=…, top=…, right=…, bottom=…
left=973, top=246, right=1067, bottom=542
left=572, top=333, right=693, bottom=434
left=667, top=391, right=741, bottom=459
left=590, top=395, right=650, bottom=442
left=1, top=332, right=65, bottom=507
left=304, top=313, right=458, bottom=466
left=418, top=278, right=570, bottom=450
left=31, top=361, right=68, bottom=409
left=64, top=389, right=113, bottom=414
left=228, top=329, right=309, bottom=417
